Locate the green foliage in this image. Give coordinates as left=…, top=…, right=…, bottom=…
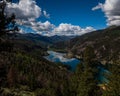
left=76, top=68, right=100, bottom=96
left=83, top=46, right=95, bottom=63
left=0, top=0, right=18, bottom=36
left=0, top=37, right=119, bottom=96
left=102, top=65, right=120, bottom=96
left=35, top=88, right=56, bottom=96
left=69, top=47, right=101, bottom=96
left=0, top=0, right=18, bottom=53
left=0, top=1, right=119, bottom=95
left=0, top=51, right=71, bottom=95
left=7, top=65, right=18, bottom=87
left=56, top=26, right=120, bottom=63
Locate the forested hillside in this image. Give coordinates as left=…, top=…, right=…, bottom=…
left=54, top=26, right=120, bottom=64
left=0, top=0, right=120, bottom=96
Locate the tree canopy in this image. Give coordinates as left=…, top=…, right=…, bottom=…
left=0, top=0, right=18, bottom=36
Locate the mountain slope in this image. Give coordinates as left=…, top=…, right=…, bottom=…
left=0, top=33, right=71, bottom=95
left=55, top=26, right=120, bottom=63
left=0, top=33, right=73, bottom=57
left=16, top=33, right=73, bottom=43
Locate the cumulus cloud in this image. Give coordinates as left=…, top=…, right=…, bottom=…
left=22, top=22, right=95, bottom=36
left=43, top=10, right=50, bottom=18
left=32, top=21, right=55, bottom=32
left=5, top=0, right=41, bottom=20
left=21, top=20, right=55, bottom=35
left=92, top=0, right=120, bottom=26
left=51, top=23, right=96, bottom=36
left=20, top=21, right=95, bottom=36
left=4, top=0, right=96, bottom=36
left=4, top=0, right=53, bottom=34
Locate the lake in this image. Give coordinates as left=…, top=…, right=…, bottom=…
left=44, top=51, right=108, bottom=83
left=44, top=51, right=80, bottom=71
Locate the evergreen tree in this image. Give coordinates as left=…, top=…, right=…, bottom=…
left=0, top=0, right=18, bottom=52
left=7, top=65, right=18, bottom=87
left=77, top=67, right=100, bottom=96
left=0, top=0, right=18, bottom=36
left=83, top=46, right=96, bottom=68
left=102, top=65, right=120, bottom=96
left=73, top=46, right=101, bottom=96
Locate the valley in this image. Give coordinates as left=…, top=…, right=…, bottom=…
left=0, top=0, right=120, bottom=95
left=54, top=26, right=120, bottom=64
left=0, top=26, right=120, bottom=96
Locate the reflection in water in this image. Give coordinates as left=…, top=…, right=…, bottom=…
left=44, top=51, right=80, bottom=71
left=44, top=51, right=109, bottom=83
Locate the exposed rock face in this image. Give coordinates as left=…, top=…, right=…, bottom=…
left=55, top=26, right=120, bottom=63
left=66, top=52, right=74, bottom=58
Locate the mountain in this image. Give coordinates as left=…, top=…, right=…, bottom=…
left=13, top=33, right=73, bottom=47
left=0, top=27, right=120, bottom=95
left=54, top=26, right=120, bottom=63
left=50, top=35, right=75, bottom=43
left=0, top=33, right=72, bottom=95
left=17, top=33, right=73, bottom=43
left=0, top=33, right=74, bottom=56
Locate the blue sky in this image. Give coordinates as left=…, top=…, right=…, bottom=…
left=8, top=0, right=120, bottom=36
left=37, top=0, right=106, bottom=29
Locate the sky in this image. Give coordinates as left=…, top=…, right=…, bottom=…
left=4, top=0, right=120, bottom=36
left=37, top=0, right=106, bottom=28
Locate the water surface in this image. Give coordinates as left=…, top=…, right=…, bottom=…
left=44, top=51, right=109, bottom=83
left=44, top=51, right=80, bottom=71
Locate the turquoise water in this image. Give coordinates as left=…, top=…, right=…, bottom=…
left=44, top=51, right=80, bottom=71
left=44, top=51, right=108, bottom=83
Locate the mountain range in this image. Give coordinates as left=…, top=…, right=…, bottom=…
left=54, top=26, right=120, bottom=64
left=0, top=25, right=120, bottom=95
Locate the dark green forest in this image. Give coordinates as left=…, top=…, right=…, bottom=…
left=0, top=0, right=120, bottom=96
left=54, top=26, right=120, bottom=64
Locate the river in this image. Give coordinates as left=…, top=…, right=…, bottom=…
left=44, top=51, right=80, bottom=71
left=44, top=50, right=108, bottom=83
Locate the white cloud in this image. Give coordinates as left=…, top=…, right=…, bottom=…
left=22, top=22, right=95, bottom=36
left=51, top=23, right=96, bottom=36
left=5, top=0, right=41, bottom=20
left=19, top=29, right=25, bottom=34
left=32, top=21, right=55, bottom=32
left=92, top=3, right=103, bottom=11
left=4, top=0, right=53, bottom=35
left=43, top=10, right=50, bottom=18
left=21, top=20, right=55, bottom=35
left=4, top=0, right=96, bottom=36
left=92, top=0, right=120, bottom=26
left=20, top=21, right=95, bottom=36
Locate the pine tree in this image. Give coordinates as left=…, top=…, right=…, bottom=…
left=7, top=65, right=18, bottom=87
left=77, top=67, right=100, bottom=96
left=74, top=46, right=101, bottom=96
left=0, top=0, right=18, bottom=36
left=0, top=0, right=18, bottom=52
left=102, top=65, right=120, bottom=96
left=83, top=46, right=96, bottom=68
